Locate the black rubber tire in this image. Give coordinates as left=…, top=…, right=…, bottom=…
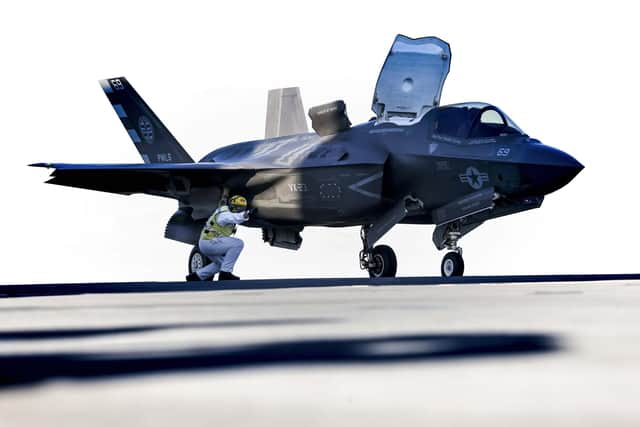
left=188, top=245, right=210, bottom=274
left=441, top=251, right=464, bottom=277
left=368, top=245, right=398, bottom=278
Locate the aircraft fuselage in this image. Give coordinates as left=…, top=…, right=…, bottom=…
left=201, top=106, right=582, bottom=229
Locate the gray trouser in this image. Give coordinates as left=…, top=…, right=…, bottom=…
left=196, top=237, right=244, bottom=280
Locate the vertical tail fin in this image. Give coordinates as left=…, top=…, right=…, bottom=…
left=99, top=77, right=194, bottom=164
left=264, top=87, right=308, bottom=139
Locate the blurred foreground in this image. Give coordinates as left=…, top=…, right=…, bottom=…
left=0, top=279, right=638, bottom=426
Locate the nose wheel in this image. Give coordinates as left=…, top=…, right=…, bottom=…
left=441, top=251, right=464, bottom=277
left=440, top=229, right=464, bottom=277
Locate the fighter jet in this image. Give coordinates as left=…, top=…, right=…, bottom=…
left=31, top=35, right=583, bottom=278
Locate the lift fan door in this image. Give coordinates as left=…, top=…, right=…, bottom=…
left=372, top=35, right=451, bottom=123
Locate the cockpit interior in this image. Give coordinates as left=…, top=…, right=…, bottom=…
left=430, top=103, right=525, bottom=140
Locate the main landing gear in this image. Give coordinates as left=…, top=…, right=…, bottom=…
left=358, top=196, right=424, bottom=278
left=360, top=227, right=398, bottom=278
left=188, top=245, right=210, bottom=274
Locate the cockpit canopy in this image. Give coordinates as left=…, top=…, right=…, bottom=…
left=430, top=102, right=525, bottom=140
left=372, top=35, right=451, bottom=124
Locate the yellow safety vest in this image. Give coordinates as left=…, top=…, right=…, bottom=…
left=200, top=207, right=236, bottom=240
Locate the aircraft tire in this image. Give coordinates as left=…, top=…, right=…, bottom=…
left=441, top=252, right=464, bottom=277
left=368, top=245, right=397, bottom=278
left=188, top=245, right=211, bottom=274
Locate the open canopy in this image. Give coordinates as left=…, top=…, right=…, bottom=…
left=372, top=35, right=451, bottom=124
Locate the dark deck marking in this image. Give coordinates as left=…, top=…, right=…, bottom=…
left=1, top=274, right=639, bottom=298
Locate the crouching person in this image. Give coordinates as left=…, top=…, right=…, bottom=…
left=186, top=195, right=253, bottom=281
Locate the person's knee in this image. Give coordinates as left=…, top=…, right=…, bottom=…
left=233, top=238, right=244, bottom=250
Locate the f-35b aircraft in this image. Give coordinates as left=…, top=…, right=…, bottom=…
left=32, top=35, right=583, bottom=278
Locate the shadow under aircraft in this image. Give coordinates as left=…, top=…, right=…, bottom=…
left=0, top=332, right=558, bottom=388
left=32, top=35, right=583, bottom=278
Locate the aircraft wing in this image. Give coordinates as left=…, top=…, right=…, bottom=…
left=29, top=162, right=252, bottom=200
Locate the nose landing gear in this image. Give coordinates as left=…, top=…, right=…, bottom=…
left=431, top=187, right=497, bottom=277
left=440, top=230, right=465, bottom=277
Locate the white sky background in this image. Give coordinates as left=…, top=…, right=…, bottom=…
left=0, top=1, right=638, bottom=284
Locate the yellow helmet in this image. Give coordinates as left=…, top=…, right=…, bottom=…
left=228, top=195, right=248, bottom=213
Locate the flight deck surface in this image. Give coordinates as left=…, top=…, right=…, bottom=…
left=1, top=277, right=639, bottom=426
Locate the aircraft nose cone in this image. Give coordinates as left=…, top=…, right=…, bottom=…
left=521, top=145, right=584, bottom=195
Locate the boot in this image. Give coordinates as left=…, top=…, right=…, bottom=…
left=186, top=272, right=201, bottom=282
left=218, top=271, right=240, bottom=281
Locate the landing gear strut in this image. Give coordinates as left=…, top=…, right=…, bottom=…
left=358, top=195, right=424, bottom=278
left=440, top=228, right=464, bottom=277
left=360, top=226, right=397, bottom=278
left=432, top=187, right=497, bottom=277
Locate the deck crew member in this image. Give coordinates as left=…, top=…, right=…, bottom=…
left=186, top=195, right=252, bottom=281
